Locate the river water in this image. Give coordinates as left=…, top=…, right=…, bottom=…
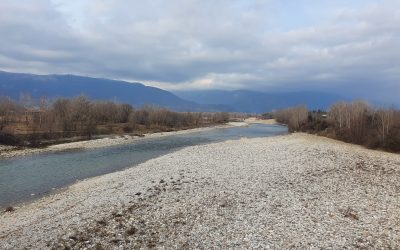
left=0, top=124, right=287, bottom=207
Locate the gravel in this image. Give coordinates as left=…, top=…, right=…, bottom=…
left=1, top=133, right=399, bottom=249
left=0, top=145, right=17, bottom=156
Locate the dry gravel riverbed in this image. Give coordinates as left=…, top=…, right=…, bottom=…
left=1, top=133, right=400, bottom=249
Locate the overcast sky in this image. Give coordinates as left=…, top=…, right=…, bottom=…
left=0, top=0, right=399, bottom=103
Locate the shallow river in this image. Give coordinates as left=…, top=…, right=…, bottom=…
left=0, top=124, right=287, bottom=207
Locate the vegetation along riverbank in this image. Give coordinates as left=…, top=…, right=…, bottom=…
left=270, top=100, right=400, bottom=153
left=0, top=94, right=236, bottom=155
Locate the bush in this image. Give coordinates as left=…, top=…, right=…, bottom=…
left=122, top=125, right=133, bottom=133
left=384, top=127, right=400, bottom=152
left=302, top=115, right=329, bottom=132
left=26, top=133, right=43, bottom=147
left=0, top=132, right=21, bottom=146
left=4, top=206, right=15, bottom=212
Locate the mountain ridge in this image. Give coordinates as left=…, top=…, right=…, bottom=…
left=1, top=71, right=347, bottom=113
left=0, top=71, right=207, bottom=111
left=174, top=89, right=346, bottom=113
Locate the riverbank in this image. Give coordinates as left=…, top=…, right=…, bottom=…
left=245, top=117, right=278, bottom=125
left=1, top=133, right=399, bottom=249
left=0, top=122, right=246, bottom=159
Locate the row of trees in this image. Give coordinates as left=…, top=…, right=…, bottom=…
left=272, top=101, right=400, bottom=152
left=273, top=105, right=309, bottom=132
left=329, top=101, right=398, bottom=142
left=0, top=95, right=230, bottom=146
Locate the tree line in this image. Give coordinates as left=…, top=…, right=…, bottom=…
left=0, top=94, right=230, bottom=147
left=272, top=101, right=400, bottom=152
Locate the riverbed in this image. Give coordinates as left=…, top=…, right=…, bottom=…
left=1, top=133, right=399, bottom=249
left=0, top=123, right=287, bottom=207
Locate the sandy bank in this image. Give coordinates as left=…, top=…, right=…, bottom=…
left=245, top=117, right=278, bottom=125
left=1, top=133, right=400, bottom=249
left=0, top=122, right=246, bottom=159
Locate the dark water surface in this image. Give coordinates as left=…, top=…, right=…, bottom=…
left=0, top=124, right=287, bottom=207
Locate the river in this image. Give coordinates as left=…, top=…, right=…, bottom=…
left=0, top=124, right=287, bottom=208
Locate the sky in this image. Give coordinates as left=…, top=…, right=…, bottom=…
left=0, top=0, right=399, bottom=103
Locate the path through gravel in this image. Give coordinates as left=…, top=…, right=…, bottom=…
left=1, top=133, right=400, bottom=249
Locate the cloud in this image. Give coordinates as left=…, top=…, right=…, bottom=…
left=0, top=0, right=399, bottom=103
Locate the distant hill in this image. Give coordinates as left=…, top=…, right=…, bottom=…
left=174, top=90, right=346, bottom=113
left=0, top=71, right=210, bottom=111
left=0, top=71, right=346, bottom=113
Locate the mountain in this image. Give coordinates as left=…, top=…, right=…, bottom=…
left=0, top=71, right=203, bottom=111
left=0, top=71, right=346, bottom=113
left=174, top=90, right=346, bottom=113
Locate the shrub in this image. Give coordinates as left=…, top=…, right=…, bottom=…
left=4, top=206, right=14, bottom=212
left=384, top=127, right=400, bottom=152
left=0, top=133, right=21, bottom=146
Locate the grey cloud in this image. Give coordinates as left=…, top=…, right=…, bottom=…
left=0, top=0, right=399, bottom=104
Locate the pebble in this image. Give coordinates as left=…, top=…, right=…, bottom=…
left=1, top=133, right=399, bottom=249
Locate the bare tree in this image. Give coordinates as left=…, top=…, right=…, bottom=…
left=375, top=107, right=395, bottom=142
left=274, top=105, right=308, bottom=131
left=0, top=96, right=18, bottom=132
left=70, top=96, right=96, bottom=137
left=119, top=104, right=133, bottom=123
left=52, top=98, right=72, bottom=133
left=37, top=96, right=50, bottom=128
left=329, top=102, right=347, bottom=129
left=328, top=100, right=372, bottom=142
left=290, top=106, right=308, bottom=131
left=20, top=92, right=33, bottom=126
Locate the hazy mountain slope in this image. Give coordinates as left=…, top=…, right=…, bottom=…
left=0, top=71, right=200, bottom=111
left=174, top=90, right=346, bottom=113
left=0, top=71, right=346, bottom=113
